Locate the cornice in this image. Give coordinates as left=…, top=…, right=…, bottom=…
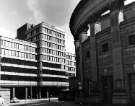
left=69, top=0, right=125, bottom=39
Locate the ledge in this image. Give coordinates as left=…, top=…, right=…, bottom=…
left=69, top=0, right=125, bottom=39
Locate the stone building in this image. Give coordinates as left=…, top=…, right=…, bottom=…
left=70, top=0, right=135, bottom=104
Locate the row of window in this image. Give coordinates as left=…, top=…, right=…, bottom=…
left=2, top=66, right=37, bottom=73
left=0, top=49, right=75, bottom=65
left=41, top=41, right=65, bottom=51
left=100, top=35, right=135, bottom=53
left=42, top=69, right=66, bottom=76
left=66, top=60, right=76, bottom=66
left=27, top=27, right=40, bottom=39
left=1, top=49, right=36, bottom=60
left=66, top=55, right=75, bottom=60
left=0, top=40, right=35, bottom=52
left=41, top=34, right=65, bottom=44
left=42, top=27, right=65, bottom=39
left=1, top=75, right=68, bottom=82
left=42, top=55, right=65, bottom=63
left=42, top=62, right=61, bottom=69
left=41, top=48, right=65, bottom=57
left=66, top=67, right=76, bottom=72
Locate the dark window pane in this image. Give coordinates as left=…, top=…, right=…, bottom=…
left=129, top=35, right=135, bottom=45
left=102, top=43, right=109, bottom=52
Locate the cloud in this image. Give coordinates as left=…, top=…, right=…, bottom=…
left=9, top=11, right=17, bottom=16
left=0, top=28, right=15, bottom=38
left=26, top=0, right=80, bottom=26
left=27, top=0, right=43, bottom=23
left=37, top=0, right=71, bottom=26
left=26, top=0, right=79, bottom=53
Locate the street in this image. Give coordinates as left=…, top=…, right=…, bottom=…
left=10, top=100, right=81, bottom=106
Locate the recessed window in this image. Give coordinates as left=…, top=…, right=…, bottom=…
left=102, top=43, right=109, bottom=52
left=86, top=51, right=90, bottom=58
left=129, top=35, right=135, bottom=45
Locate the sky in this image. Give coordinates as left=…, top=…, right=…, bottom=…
left=0, top=0, right=80, bottom=53
left=0, top=0, right=134, bottom=54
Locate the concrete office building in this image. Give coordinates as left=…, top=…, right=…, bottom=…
left=70, top=0, right=135, bottom=104
left=17, top=22, right=68, bottom=98
left=65, top=52, right=76, bottom=77
left=0, top=36, right=37, bottom=99
left=0, top=22, right=76, bottom=100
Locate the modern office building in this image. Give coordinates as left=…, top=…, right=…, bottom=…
left=0, top=22, right=76, bottom=100
left=70, top=0, right=135, bottom=104
left=65, top=52, right=76, bottom=77
left=0, top=36, right=37, bottom=99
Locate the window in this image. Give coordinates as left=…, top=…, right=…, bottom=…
left=11, top=50, right=15, bottom=56
left=2, top=49, right=5, bottom=55
left=86, top=51, right=90, bottom=58
left=21, top=52, right=24, bottom=58
left=102, top=43, right=109, bottom=52
left=129, top=35, right=135, bottom=45
left=36, top=28, right=40, bottom=33
left=5, top=49, right=8, bottom=56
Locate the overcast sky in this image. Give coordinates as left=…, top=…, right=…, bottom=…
left=0, top=0, right=134, bottom=53
left=0, top=0, right=80, bottom=53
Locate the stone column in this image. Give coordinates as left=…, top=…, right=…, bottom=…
left=47, top=90, right=49, bottom=98
left=79, top=27, right=88, bottom=84
left=37, top=30, right=43, bottom=99
left=74, top=40, right=80, bottom=51
left=110, top=0, right=124, bottom=90
left=78, top=27, right=88, bottom=103
left=12, top=88, right=15, bottom=98
left=74, top=40, right=80, bottom=80
left=74, top=39, right=80, bottom=103
left=110, top=0, right=127, bottom=104
left=25, top=88, right=28, bottom=99
left=30, top=86, right=33, bottom=99
left=90, top=23, right=98, bottom=81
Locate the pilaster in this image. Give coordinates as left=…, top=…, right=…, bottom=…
left=25, top=87, right=28, bottom=99
left=12, top=88, right=15, bottom=98
left=90, top=23, right=98, bottom=81
left=74, top=40, right=80, bottom=51
left=74, top=40, right=80, bottom=80
left=37, top=31, right=43, bottom=99
left=110, top=1, right=128, bottom=104
left=77, top=27, right=88, bottom=104
left=110, top=0, right=124, bottom=90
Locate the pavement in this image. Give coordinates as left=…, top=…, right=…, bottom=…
left=8, top=98, right=132, bottom=106
left=10, top=98, right=58, bottom=106
left=9, top=98, right=130, bottom=106
left=9, top=100, right=81, bottom=106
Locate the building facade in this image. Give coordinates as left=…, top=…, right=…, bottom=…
left=0, top=22, right=76, bottom=100
left=0, top=36, right=37, bottom=99
left=65, top=52, right=76, bottom=77
left=70, top=0, right=135, bottom=104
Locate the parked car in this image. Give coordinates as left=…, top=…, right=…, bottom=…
left=11, top=97, right=20, bottom=103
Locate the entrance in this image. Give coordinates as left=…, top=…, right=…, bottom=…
left=129, top=74, right=135, bottom=103
left=101, top=76, right=113, bottom=103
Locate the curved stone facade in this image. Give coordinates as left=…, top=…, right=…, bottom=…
left=70, top=0, right=125, bottom=39
left=70, top=0, right=135, bottom=104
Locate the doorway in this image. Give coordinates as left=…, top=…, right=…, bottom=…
left=101, top=76, right=113, bottom=104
